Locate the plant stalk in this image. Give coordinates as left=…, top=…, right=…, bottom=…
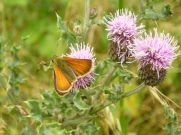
left=93, top=83, right=145, bottom=113
left=94, top=65, right=118, bottom=101
left=122, top=82, right=145, bottom=97
left=102, top=65, right=118, bottom=86
left=83, top=0, right=90, bottom=41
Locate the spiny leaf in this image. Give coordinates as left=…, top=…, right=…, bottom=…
left=56, top=13, right=67, bottom=33
left=37, top=122, right=72, bottom=135
left=73, top=91, right=90, bottom=110
left=79, top=122, right=99, bottom=134
left=161, top=5, right=172, bottom=18
left=164, top=105, right=180, bottom=135
left=56, top=13, right=76, bottom=44
left=25, top=100, right=42, bottom=121
left=141, top=4, right=172, bottom=20
left=21, top=127, right=32, bottom=135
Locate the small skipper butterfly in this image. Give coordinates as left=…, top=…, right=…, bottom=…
left=53, top=56, right=92, bottom=95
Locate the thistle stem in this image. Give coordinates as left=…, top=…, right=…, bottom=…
left=102, top=65, right=117, bottom=86
left=122, top=82, right=145, bottom=97
left=94, top=65, right=117, bottom=101
left=138, top=0, right=143, bottom=13
left=93, top=83, right=145, bottom=113
left=83, top=0, right=90, bottom=41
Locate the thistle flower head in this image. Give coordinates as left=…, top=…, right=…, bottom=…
left=67, top=43, right=95, bottom=89
left=131, top=28, right=178, bottom=73
left=104, top=9, right=144, bottom=46
left=104, top=9, right=144, bottom=64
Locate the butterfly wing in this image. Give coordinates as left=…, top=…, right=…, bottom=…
left=63, top=57, right=92, bottom=77
left=53, top=65, right=72, bottom=95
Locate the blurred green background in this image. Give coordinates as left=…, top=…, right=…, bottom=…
left=0, top=0, right=181, bottom=134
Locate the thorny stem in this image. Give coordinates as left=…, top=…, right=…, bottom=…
left=94, top=65, right=118, bottom=101
left=102, top=65, right=118, bottom=86
left=83, top=0, right=90, bottom=41
left=93, top=83, right=145, bottom=114
left=138, top=0, right=143, bottom=14
left=137, top=0, right=144, bottom=22
left=122, top=82, right=145, bottom=97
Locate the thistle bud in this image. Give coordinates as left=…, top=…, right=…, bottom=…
left=90, top=8, right=97, bottom=19
left=73, top=25, right=82, bottom=35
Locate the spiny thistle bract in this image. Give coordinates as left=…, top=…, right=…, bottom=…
left=138, top=64, right=166, bottom=86
left=67, top=43, right=95, bottom=89
left=130, top=29, right=178, bottom=86
left=104, top=9, right=144, bottom=64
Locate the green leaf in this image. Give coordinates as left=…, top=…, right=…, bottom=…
left=143, top=8, right=160, bottom=20
left=37, top=123, right=72, bottom=135
left=25, top=100, right=42, bottom=121
left=79, top=122, right=99, bottom=134
left=73, top=91, right=90, bottom=110
left=21, top=127, right=32, bottom=135
left=7, top=105, right=22, bottom=116
left=56, top=13, right=67, bottom=33
left=56, top=13, right=76, bottom=44
left=141, top=2, right=172, bottom=20
left=161, top=5, right=172, bottom=18
left=164, top=105, right=180, bottom=135
left=116, top=70, right=132, bottom=83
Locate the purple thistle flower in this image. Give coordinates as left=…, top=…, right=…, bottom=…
left=67, top=43, right=95, bottom=89
left=130, top=29, right=178, bottom=86
left=104, top=9, right=144, bottom=46
left=104, top=9, right=144, bottom=64
left=131, top=28, right=178, bottom=73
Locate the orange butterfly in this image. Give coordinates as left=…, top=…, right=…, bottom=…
left=53, top=56, right=92, bottom=95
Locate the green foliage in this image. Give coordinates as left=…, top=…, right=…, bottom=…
left=25, top=100, right=42, bottom=121
left=78, top=122, right=99, bottom=135
left=56, top=14, right=77, bottom=44
left=164, top=105, right=180, bottom=135
left=73, top=91, right=90, bottom=110
left=37, top=123, right=72, bottom=135
left=0, top=36, right=34, bottom=135
left=140, top=0, right=172, bottom=20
